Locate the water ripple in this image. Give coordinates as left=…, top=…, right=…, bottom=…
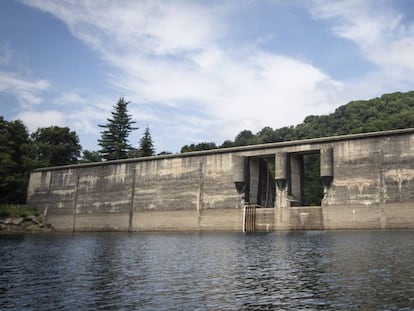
left=1, top=231, right=414, bottom=310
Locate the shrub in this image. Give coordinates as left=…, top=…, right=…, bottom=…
left=0, top=204, right=39, bottom=218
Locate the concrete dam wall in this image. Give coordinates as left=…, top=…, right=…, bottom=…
left=27, top=128, right=414, bottom=231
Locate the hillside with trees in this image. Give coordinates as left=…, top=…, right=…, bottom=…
left=212, top=91, right=414, bottom=149
left=180, top=91, right=414, bottom=152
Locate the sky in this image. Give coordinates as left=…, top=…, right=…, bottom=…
left=1, top=0, right=414, bottom=153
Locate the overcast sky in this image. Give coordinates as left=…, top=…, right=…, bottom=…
left=1, top=0, right=414, bottom=153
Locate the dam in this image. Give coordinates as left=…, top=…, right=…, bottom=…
left=27, top=128, right=414, bottom=231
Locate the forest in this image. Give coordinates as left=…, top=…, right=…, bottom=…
left=181, top=90, right=414, bottom=152
left=1, top=90, right=414, bottom=205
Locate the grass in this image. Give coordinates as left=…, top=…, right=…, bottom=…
left=0, top=204, right=39, bottom=218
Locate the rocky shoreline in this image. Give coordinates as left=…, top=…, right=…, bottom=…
left=0, top=215, right=53, bottom=234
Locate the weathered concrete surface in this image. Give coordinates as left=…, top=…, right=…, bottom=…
left=130, top=209, right=243, bottom=231
left=325, top=134, right=414, bottom=206
left=27, top=128, right=414, bottom=231
left=28, top=152, right=245, bottom=231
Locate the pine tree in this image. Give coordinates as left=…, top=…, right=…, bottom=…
left=139, top=126, right=155, bottom=157
left=98, top=97, right=137, bottom=160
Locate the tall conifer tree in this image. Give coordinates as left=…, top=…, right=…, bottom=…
left=139, top=126, right=155, bottom=157
left=98, top=97, right=137, bottom=160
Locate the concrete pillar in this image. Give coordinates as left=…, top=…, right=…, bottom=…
left=275, top=153, right=288, bottom=208
left=320, top=147, right=333, bottom=178
left=234, top=156, right=247, bottom=193
left=275, top=152, right=288, bottom=181
left=233, top=156, right=246, bottom=182
left=320, top=147, right=333, bottom=206
left=290, top=154, right=303, bottom=205
left=249, top=158, right=260, bottom=205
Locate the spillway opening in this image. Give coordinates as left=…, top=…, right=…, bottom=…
left=288, top=151, right=323, bottom=206
left=302, top=152, right=324, bottom=206
left=246, top=156, right=275, bottom=208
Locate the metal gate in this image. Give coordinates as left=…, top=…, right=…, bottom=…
left=243, top=205, right=256, bottom=232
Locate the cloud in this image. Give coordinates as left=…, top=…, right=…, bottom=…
left=19, top=0, right=414, bottom=151
left=303, top=0, right=414, bottom=109
left=24, top=1, right=341, bottom=133
left=104, top=48, right=342, bottom=144
left=53, top=91, right=119, bottom=134
left=21, top=0, right=224, bottom=55
left=0, top=42, right=50, bottom=108
left=16, top=110, right=65, bottom=132
left=0, top=71, right=49, bottom=106
left=55, top=91, right=88, bottom=105
left=309, top=0, right=414, bottom=76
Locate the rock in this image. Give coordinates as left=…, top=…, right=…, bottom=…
left=13, top=217, right=24, bottom=225
left=0, top=217, right=24, bottom=225
left=0, top=216, right=53, bottom=233
left=31, top=216, right=41, bottom=225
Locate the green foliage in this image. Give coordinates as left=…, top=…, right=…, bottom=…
left=80, top=150, right=102, bottom=163
left=157, top=151, right=172, bottom=155
left=302, top=154, right=323, bottom=206
left=178, top=91, right=414, bottom=153
left=31, top=126, right=81, bottom=167
left=220, top=140, right=234, bottom=148
left=0, top=204, right=38, bottom=218
left=1, top=116, right=82, bottom=204
left=181, top=142, right=217, bottom=153
left=98, top=97, right=138, bottom=160
left=0, top=117, right=31, bottom=203
left=234, top=130, right=258, bottom=146
left=220, top=91, right=414, bottom=147
left=138, top=126, right=155, bottom=157
left=127, top=148, right=140, bottom=158
left=293, top=91, right=414, bottom=140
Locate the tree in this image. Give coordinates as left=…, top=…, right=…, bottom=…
left=220, top=140, right=234, bottom=148
left=127, top=148, right=140, bottom=158
left=138, top=126, right=155, bottom=157
left=181, top=142, right=217, bottom=153
left=257, top=126, right=277, bottom=143
left=98, top=97, right=137, bottom=160
left=158, top=151, right=172, bottom=155
left=234, top=130, right=257, bottom=146
left=80, top=150, right=102, bottom=163
left=0, top=117, right=31, bottom=203
left=0, top=116, right=83, bottom=203
left=31, top=126, right=82, bottom=167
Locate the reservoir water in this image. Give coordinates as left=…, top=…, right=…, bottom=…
left=1, top=231, right=414, bottom=310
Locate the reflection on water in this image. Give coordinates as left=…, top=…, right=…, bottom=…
left=1, top=231, right=414, bottom=310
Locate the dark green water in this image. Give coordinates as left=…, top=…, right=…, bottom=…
left=1, top=231, right=414, bottom=310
